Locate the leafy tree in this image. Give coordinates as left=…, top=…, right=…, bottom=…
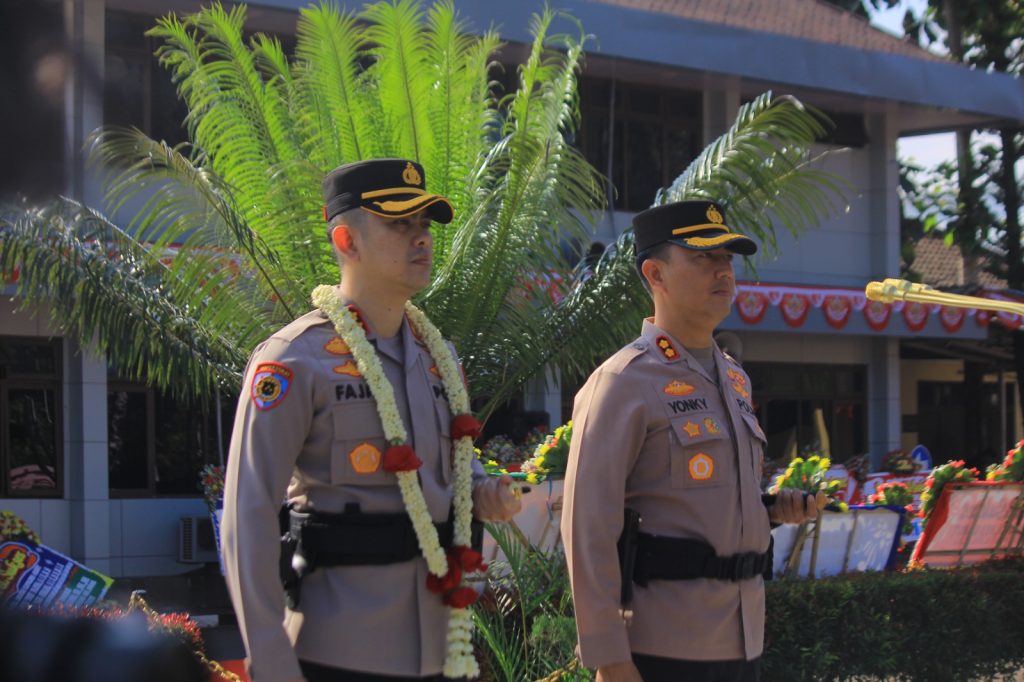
left=0, top=0, right=841, bottom=419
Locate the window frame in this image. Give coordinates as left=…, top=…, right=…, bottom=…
left=107, top=381, right=157, bottom=498
left=0, top=337, right=64, bottom=498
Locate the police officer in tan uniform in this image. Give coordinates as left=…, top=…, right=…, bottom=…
left=222, top=159, right=521, bottom=682
left=561, top=201, right=817, bottom=682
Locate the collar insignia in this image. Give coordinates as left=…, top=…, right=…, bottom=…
left=655, top=336, right=680, bottom=362
left=726, top=367, right=746, bottom=385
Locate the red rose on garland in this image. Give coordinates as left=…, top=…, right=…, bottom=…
left=383, top=444, right=422, bottom=472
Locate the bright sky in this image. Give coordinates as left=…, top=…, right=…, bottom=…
left=866, top=0, right=958, bottom=168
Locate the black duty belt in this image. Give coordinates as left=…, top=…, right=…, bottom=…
left=632, top=532, right=773, bottom=585
left=288, top=506, right=484, bottom=567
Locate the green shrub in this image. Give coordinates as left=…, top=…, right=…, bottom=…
left=764, top=558, right=1024, bottom=681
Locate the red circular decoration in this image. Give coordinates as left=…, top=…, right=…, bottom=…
left=939, top=305, right=966, bottom=333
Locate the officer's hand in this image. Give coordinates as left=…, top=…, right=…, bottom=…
left=596, top=661, right=644, bottom=682
left=472, top=475, right=522, bottom=521
left=769, top=489, right=820, bottom=525
left=494, top=475, right=523, bottom=519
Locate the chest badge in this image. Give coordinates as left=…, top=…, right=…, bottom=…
left=682, top=421, right=702, bottom=438
left=333, top=359, right=362, bottom=377
left=688, top=453, right=714, bottom=481
left=703, top=417, right=721, bottom=435
left=726, top=367, right=746, bottom=385
left=251, top=362, right=293, bottom=411
left=324, top=336, right=352, bottom=355
left=731, top=382, right=750, bottom=400
left=664, top=380, right=695, bottom=396
left=349, top=442, right=382, bottom=474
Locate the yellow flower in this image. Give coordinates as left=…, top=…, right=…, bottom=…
left=526, top=473, right=541, bottom=484
left=820, top=458, right=831, bottom=470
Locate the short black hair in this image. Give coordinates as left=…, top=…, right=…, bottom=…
left=635, top=242, right=674, bottom=293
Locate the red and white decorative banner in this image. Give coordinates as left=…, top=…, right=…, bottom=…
left=733, top=282, right=1022, bottom=335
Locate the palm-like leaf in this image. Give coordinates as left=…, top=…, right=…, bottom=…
left=4, top=1, right=843, bottom=421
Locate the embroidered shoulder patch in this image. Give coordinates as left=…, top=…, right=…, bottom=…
left=664, top=380, right=695, bottom=396
left=251, top=362, right=293, bottom=411
left=333, top=359, right=361, bottom=377
left=324, top=336, right=352, bottom=355
left=689, top=453, right=714, bottom=481
left=655, top=335, right=680, bottom=362
left=349, top=442, right=382, bottom=474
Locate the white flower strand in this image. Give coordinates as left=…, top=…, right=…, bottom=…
left=313, top=286, right=480, bottom=678
left=404, top=302, right=479, bottom=679
left=312, top=285, right=447, bottom=576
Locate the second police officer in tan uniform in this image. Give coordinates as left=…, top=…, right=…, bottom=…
left=561, top=201, right=817, bottom=682
left=222, top=159, right=522, bottom=682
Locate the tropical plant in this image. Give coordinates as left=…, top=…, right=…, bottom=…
left=473, top=523, right=587, bottom=681
left=0, top=0, right=842, bottom=418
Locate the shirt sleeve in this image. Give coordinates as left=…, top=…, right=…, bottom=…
left=221, top=337, right=313, bottom=681
left=560, top=368, right=647, bottom=669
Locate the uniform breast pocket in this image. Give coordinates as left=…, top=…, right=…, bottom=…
left=669, top=420, right=732, bottom=489
left=331, top=403, right=395, bottom=487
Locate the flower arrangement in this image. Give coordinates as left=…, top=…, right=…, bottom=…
left=881, top=449, right=920, bottom=474
left=868, top=481, right=915, bottom=536
left=520, top=421, right=572, bottom=484
left=197, top=464, right=225, bottom=514
left=919, top=460, right=979, bottom=530
left=0, top=511, right=41, bottom=544
left=479, top=428, right=548, bottom=475
left=770, top=454, right=845, bottom=504
left=986, top=440, right=1024, bottom=482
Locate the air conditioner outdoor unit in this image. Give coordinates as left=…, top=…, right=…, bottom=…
left=179, top=515, right=219, bottom=564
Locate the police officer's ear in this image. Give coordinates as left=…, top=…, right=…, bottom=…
left=640, top=256, right=666, bottom=293
left=331, top=224, right=358, bottom=259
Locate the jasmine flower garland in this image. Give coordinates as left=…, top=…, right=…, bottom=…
left=312, top=285, right=481, bottom=678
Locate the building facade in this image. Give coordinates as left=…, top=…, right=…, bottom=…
left=3, top=0, right=1024, bottom=577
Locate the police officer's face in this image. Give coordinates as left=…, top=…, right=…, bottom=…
left=657, top=246, right=735, bottom=322
left=356, top=211, right=434, bottom=295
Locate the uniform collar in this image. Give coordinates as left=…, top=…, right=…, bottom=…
left=327, top=291, right=422, bottom=372
left=640, top=318, right=722, bottom=384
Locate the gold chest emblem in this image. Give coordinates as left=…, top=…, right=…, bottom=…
left=706, top=204, right=723, bottom=224
left=402, top=162, right=422, bottom=186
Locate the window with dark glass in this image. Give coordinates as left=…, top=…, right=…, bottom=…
left=578, top=78, right=702, bottom=211
left=745, top=363, right=867, bottom=465
left=0, top=337, right=62, bottom=497
left=107, top=379, right=231, bottom=497
left=104, top=11, right=189, bottom=146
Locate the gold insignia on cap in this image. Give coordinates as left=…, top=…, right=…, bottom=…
left=706, top=204, right=723, bottom=224
left=402, top=162, right=422, bottom=186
